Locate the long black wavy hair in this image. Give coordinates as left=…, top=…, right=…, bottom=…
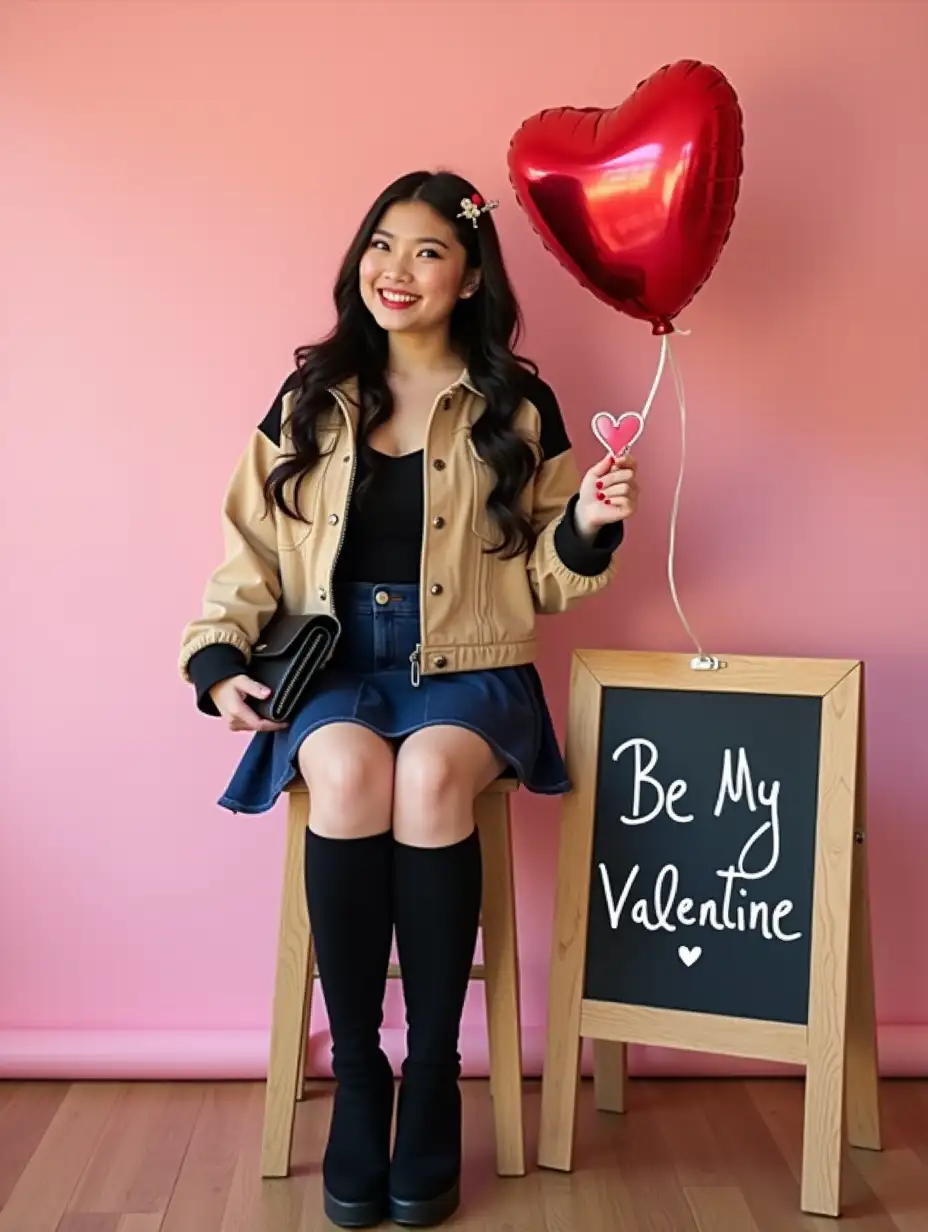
left=264, top=170, right=540, bottom=558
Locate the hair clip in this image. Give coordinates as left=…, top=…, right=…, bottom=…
left=457, top=193, right=499, bottom=229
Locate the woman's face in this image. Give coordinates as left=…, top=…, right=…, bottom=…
left=358, top=200, right=479, bottom=336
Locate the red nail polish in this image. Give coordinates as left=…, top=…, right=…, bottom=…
left=596, top=492, right=605, bottom=501
left=596, top=480, right=603, bottom=490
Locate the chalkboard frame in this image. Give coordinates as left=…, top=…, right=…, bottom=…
left=537, top=650, right=881, bottom=1218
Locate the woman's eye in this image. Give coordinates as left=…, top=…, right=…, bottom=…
left=419, top=248, right=442, bottom=260
left=371, top=239, right=389, bottom=251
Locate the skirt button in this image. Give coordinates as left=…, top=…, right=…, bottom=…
left=374, top=589, right=390, bottom=606
left=433, top=655, right=448, bottom=668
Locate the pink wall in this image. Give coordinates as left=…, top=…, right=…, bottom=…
left=2, top=0, right=926, bottom=1079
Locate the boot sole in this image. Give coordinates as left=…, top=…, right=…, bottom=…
left=323, top=1185, right=389, bottom=1228
left=389, top=1179, right=460, bottom=1227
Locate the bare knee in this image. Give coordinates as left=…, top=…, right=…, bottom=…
left=298, top=725, right=394, bottom=838
left=392, top=745, right=475, bottom=848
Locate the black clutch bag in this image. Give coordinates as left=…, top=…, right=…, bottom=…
left=246, top=611, right=341, bottom=723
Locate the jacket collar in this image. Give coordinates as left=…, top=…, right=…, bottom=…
left=457, top=368, right=480, bottom=395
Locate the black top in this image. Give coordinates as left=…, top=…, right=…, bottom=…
left=334, top=448, right=424, bottom=584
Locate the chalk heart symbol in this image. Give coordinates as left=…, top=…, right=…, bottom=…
left=591, top=411, right=643, bottom=460
left=678, top=945, right=702, bottom=967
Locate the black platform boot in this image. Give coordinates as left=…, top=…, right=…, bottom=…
left=389, top=830, right=482, bottom=1227
left=304, top=828, right=395, bottom=1228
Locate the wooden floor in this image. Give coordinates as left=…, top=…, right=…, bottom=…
left=0, top=1078, right=926, bottom=1231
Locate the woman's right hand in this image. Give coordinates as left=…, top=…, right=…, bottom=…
left=208, top=676, right=289, bottom=733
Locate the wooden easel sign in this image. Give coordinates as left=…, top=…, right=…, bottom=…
left=538, top=650, right=881, bottom=1217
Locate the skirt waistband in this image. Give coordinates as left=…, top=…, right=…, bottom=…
left=336, top=582, right=419, bottom=617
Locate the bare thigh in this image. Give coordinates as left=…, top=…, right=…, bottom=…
left=392, top=725, right=505, bottom=848
left=297, top=723, right=395, bottom=838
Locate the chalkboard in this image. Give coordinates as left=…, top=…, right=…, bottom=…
left=584, top=687, right=822, bottom=1024
left=538, top=650, right=881, bottom=1219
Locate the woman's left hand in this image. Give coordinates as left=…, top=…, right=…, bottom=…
left=574, top=453, right=640, bottom=540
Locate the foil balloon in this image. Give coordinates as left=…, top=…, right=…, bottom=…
left=508, top=60, right=743, bottom=334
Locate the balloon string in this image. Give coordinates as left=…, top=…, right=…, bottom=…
left=662, top=335, right=710, bottom=663
left=639, top=333, right=668, bottom=424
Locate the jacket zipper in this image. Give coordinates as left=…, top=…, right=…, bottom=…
left=409, top=376, right=462, bottom=688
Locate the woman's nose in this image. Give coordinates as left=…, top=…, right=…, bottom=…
left=383, top=253, right=413, bottom=281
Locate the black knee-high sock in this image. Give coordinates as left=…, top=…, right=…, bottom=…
left=390, top=830, right=482, bottom=1203
left=304, top=828, right=395, bottom=1206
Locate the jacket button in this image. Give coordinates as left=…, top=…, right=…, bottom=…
left=432, top=516, right=445, bottom=529
left=374, top=589, right=390, bottom=606
left=318, top=588, right=327, bottom=601
left=433, top=655, right=448, bottom=669
left=430, top=583, right=443, bottom=596
left=432, top=458, right=446, bottom=471
left=327, top=513, right=339, bottom=525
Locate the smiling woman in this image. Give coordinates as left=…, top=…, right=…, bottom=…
left=178, top=168, right=638, bottom=1228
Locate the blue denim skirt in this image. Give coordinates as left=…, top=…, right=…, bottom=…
left=218, top=582, right=571, bottom=813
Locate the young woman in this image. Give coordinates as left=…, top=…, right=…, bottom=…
left=178, top=170, right=638, bottom=1228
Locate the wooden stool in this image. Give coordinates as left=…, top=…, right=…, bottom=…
left=260, top=777, right=525, bottom=1180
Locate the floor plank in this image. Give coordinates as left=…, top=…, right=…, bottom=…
left=649, top=1079, right=734, bottom=1188
left=218, top=1082, right=315, bottom=1232
left=851, top=1147, right=928, bottom=1232
left=0, top=1083, right=70, bottom=1209
left=158, top=1084, right=253, bottom=1232
left=582, top=1080, right=699, bottom=1230
left=881, top=1079, right=928, bottom=1172
left=0, top=1083, right=19, bottom=1117
left=68, top=1083, right=204, bottom=1216
left=0, top=1083, right=122, bottom=1232
left=56, top=1216, right=121, bottom=1232
left=685, top=1185, right=762, bottom=1232
left=463, top=1081, right=545, bottom=1231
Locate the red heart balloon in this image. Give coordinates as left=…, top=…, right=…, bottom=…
left=508, top=60, right=743, bottom=334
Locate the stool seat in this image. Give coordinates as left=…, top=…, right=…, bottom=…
left=259, top=776, right=525, bottom=1181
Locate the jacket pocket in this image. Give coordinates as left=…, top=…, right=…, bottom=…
left=278, top=429, right=340, bottom=551
left=466, top=432, right=539, bottom=548
left=466, top=435, right=500, bottom=547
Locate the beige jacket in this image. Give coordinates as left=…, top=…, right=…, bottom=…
left=178, top=369, right=621, bottom=707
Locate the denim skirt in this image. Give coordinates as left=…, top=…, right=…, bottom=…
left=218, top=582, right=571, bottom=813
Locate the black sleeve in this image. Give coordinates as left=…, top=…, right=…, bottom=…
left=258, top=369, right=301, bottom=447
left=186, top=643, right=250, bottom=716
left=520, top=370, right=572, bottom=460
left=554, top=494, right=625, bottom=576
left=523, top=372, right=625, bottom=575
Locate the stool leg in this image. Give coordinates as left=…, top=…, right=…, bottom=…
left=261, top=792, right=312, bottom=1178
left=295, top=929, right=315, bottom=1102
left=475, top=792, right=526, bottom=1178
